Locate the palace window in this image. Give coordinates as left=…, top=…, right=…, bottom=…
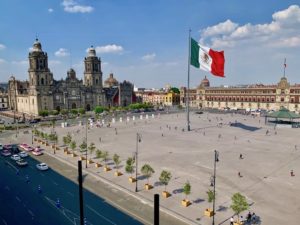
left=281, top=97, right=284, bottom=102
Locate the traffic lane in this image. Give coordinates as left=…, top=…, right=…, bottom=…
left=1, top=154, right=142, bottom=225
left=0, top=157, right=72, bottom=225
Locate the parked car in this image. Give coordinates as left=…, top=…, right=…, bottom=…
left=11, top=154, right=21, bottom=161
left=32, top=147, right=43, bottom=156
left=29, top=119, right=38, bottom=124
left=18, top=151, right=29, bottom=158
left=36, top=163, right=48, bottom=171
left=0, top=119, right=4, bottom=124
left=16, top=159, right=28, bottom=167
left=1, top=150, right=11, bottom=156
left=0, top=143, right=3, bottom=150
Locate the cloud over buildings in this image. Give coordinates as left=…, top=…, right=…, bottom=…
left=62, top=0, right=93, bottom=13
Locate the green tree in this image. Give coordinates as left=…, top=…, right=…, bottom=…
left=39, top=110, right=49, bottom=117
left=88, top=142, right=96, bottom=158
left=141, top=164, right=155, bottom=184
left=49, top=110, right=59, bottom=115
left=125, top=157, right=135, bottom=177
left=63, top=133, right=72, bottom=146
left=78, top=108, right=86, bottom=115
left=60, top=109, right=68, bottom=115
left=95, top=149, right=102, bottom=159
left=113, top=154, right=121, bottom=173
left=183, top=181, right=191, bottom=199
left=207, top=189, right=215, bottom=203
left=94, top=106, right=105, bottom=114
left=79, top=141, right=87, bottom=153
left=102, top=151, right=109, bottom=166
left=71, top=109, right=78, bottom=115
left=170, top=87, right=180, bottom=94
left=51, top=119, right=56, bottom=129
left=159, top=170, right=172, bottom=192
left=230, top=193, right=249, bottom=220
left=69, top=141, right=77, bottom=152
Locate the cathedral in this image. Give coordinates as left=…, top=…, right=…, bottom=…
left=8, top=39, right=134, bottom=116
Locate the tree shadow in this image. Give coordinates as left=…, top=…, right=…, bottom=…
left=154, top=181, right=163, bottom=187
left=217, top=205, right=228, bottom=212
left=230, top=122, right=261, bottom=132
left=172, top=188, right=183, bottom=195
left=193, top=198, right=205, bottom=204
left=137, top=175, right=147, bottom=181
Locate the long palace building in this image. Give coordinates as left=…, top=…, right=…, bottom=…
left=179, top=76, right=300, bottom=112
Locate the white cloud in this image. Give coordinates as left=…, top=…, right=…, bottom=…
left=55, top=48, right=70, bottom=57
left=0, top=44, right=6, bottom=50
left=89, top=44, right=124, bottom=54
left=48, top=8, right=54, bottom=13
left=62, top=0, right=93, bottom=13
left=201, top=5, right=300, bottom=49
left=201, top=20, right=238, bottom=38
left=142, top=53, right=156, bottom=62
left=0, top=58, right=6, bottom=64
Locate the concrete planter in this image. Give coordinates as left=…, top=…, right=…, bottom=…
left=181, top=199, right=191, bottom=207
left=55, top=147, right=60, bottom=150
left=162, top=191, right=171, bottom=198
left=87, top=159, right=94, bottom=164
left=103, top=166, right=111, bottom=172
left=45, top=142, right=49, bottom=146
left=72, top=153, right=77, bottom=157
left=51, top=145, right=55, bottom=149
left=233, top=222, right=244, bottom=225
left=95, top=163, right=102, bottom=168
left=128, top=177, right=136, bottom=183
left=145, top=184, right=153, bottom=190
left=79, top=156, right=86, bottom=160
left=34, top=138, right=37, bottom=142
left=114, top=171, right=123, bottom=176
left=204, top=208, right=214, bottom=217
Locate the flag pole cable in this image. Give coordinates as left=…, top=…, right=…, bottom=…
left=187, top=28, right=191, bottom=132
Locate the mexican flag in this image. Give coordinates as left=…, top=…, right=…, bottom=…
left=190, top=38, right=225, bottom=77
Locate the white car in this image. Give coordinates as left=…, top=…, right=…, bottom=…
left=36, top=163, right=49, bottom=171
left=18, top=151, right=28, bottom=158
left=11, top=154, right=21, bottom=161
left=0, top=143, right=3, bottom=150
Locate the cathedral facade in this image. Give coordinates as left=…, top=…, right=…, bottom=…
left=8, top=39, right=134, bottom=116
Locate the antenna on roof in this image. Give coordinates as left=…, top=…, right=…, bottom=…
left=70, top=49, right=72, bottom=69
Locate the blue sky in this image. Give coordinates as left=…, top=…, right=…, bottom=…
left=0, top=0, right=300, bottom=88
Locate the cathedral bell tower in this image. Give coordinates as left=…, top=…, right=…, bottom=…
left=84, top=46, right=103, bottom=88
left=28, top=38, right=54, bottom=112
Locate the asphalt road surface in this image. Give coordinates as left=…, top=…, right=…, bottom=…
left=0, top=155, right=142, bottom=225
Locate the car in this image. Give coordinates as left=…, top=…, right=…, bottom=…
left=11, top=145, right=20, bottom=154
left=3, top=145, right=12, bottom=150
left=32, top=147, right=43, bottom=156
left=16, top=159, right=28, bottom=167
left=1, top=150, right=11, bottom=156
left=23, top=146, right=34, bottom=151
left=0, top=120, right=4, bottom=124
left=29, top=119, right=38, bottom=124
left=11, top=154, right=21, bottom=161
left=19, top=143, right=29, bottom=149
left=36, top=163, right=48, bottom=171
left=18, top=151, right=28, bottom=158
left=0, top=143, right=3, bottom=150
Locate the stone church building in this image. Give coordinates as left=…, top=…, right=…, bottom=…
left=8, top=39, right=134, bottom=116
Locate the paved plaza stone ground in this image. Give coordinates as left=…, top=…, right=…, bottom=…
left=3, top=111, right=300, bottom=225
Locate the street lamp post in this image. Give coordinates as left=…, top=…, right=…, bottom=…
left=135, top=133, right=141, bottom=192
left=85, top=116, right=88, bottom=168
left=212, top=150, right=219, bottom=225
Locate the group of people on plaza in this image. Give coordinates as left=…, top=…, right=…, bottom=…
left=230, top=211, right=257, bottom=224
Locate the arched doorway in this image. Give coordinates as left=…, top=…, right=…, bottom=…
left=56, top=106, right=61, bottom=112
left=86, top=104, right=91, bottom=111
left=72, top=103, right=77, bottom=109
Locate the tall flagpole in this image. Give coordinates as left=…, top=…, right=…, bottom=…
left=186, top=29, right=191, bottom=132
left=283, top=58, right=286, bottom=78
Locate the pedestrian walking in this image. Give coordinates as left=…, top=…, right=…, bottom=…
left=246, top=211, right=252, bottom=222
left=252, top=213, right=257, bottom=224
left=295, top=145, right=297, bottom=150
left=99, top=137, right=101, bottom=142
left=238, top=172, right=242, bottom=177
left=239, top=154, right=243, bottom=159
left=230, top=217, right=234, bottom=225
left=290, top=170, right=295, bottom=177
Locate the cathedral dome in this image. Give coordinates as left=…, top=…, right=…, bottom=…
left=32, top=38, right=42, bottom=52
left=87, top=46, right=96, bottom=57
left=104, top=73, right=118, bottom=87
left=200, top=76, right=210, bottom=87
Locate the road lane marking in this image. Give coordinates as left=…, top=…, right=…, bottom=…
left=67, top=191, right=74, bottom=197
left=86, top=204, right=117, bottom=225
left=2, top=219, right=7, bottom=225
left=16, top=196, right=21, bottom=202
left=28, top=209, right=34, bottom=217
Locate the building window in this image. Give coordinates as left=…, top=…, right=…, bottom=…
left=41, top=78, right=44, bottom=85
left=281, top=97, right=284, bottom=102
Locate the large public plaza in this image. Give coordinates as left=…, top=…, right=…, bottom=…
left=3, top=111, right=300, bottom=225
